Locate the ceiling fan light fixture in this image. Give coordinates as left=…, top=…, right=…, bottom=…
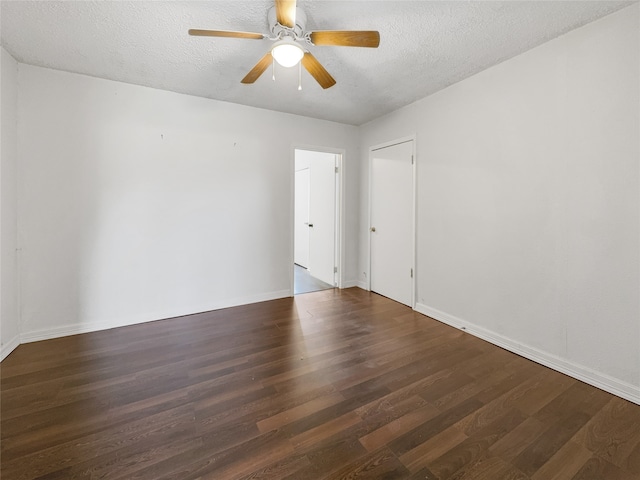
left=190, top=0, right=379, bottom=88
left=271, top=39, right=304, bottom=67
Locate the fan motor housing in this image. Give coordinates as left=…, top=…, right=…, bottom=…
left=268, top=6, right=307, bottom=38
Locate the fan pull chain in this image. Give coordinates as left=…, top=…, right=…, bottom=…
left=298, top=62, right=302, bottom=91
left=272, top=56, right=275, bottom=81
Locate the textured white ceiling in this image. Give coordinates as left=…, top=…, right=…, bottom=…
left=0, top=1, right=634, bottom=125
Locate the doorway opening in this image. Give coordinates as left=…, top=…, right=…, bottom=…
left=293, top=148, right=342, bottom=295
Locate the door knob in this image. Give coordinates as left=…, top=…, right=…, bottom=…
left=370, top=227, right=376, bottom=232
left=308, top=223, right=314, bottom=228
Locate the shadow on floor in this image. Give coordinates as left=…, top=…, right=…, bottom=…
left=294, top=264, right=334, bottom=295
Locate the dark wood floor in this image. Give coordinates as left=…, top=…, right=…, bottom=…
left=2, top=288, right=640, bottom=480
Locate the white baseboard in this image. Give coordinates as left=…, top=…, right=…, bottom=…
left=415, top=303, right=640, bottom=406
left=20, top=289, right=292, bottom=345
left=356, top=281, right=369, bottom=290
left=0, top=334, right=20, bottom=361
left=341, top=279, right=360, bottom=288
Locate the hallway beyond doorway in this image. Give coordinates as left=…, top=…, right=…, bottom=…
left=294, top=264, right=334, bottom=295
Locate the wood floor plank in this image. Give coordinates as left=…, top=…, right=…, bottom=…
left=355, top=367, right=455, bottom=420
left=427, top=407, right=528, bottom=479
left=430, top=359, right=521, bottom=411
left=285, top=435, right=369, bottom=479
left=278, top=385, right=392, bottom=438
left=2, top=404, right=196, bottom=479
left=2, top=288, right=639, bottom=480
left=530, top=440, right=593, bottom=480
left=458, top=457, right=529, bottom=480
left=628, top=441, right=640, bottom=476
left=570, top=455, right=639, bottom=480
left=256, top=391, right=346, bottom=433
left=398, top=423, right=468, bottom=473
left=325, top=447, right=411, bottom=479
left=181, top=428, right=294, bottom=480
left=407, top=466, right=440, bottom=479
left=571, top=396, right=640, bottom=472
left=237, top=453, right=311, bottom=480
left=533, top=380, right=612, bottom=426
left=291, top=411, right=363, bottom=450
left=387, top=397, right=484, bottom=458
left=488, top=416, right=548, bottom=462
left=359, top=400, right=441, bottom=453
left=512, top=410, right=592, bottom=477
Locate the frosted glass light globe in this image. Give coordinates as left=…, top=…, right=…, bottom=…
left=272, top=40, right=304, bottom=68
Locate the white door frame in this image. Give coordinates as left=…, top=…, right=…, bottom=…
left=368, top=135, right=417, bottom=308
left=290, top=145, right=344, bottom=295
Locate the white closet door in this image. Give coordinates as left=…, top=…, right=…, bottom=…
left=370, top=141, right=414, bottom=306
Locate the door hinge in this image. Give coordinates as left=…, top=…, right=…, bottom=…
left=411, top=155, right=414, bottom=165
left=410, top=268, right=413, bottom=278
left=335, top=166, right=339, bottom=173
left=334, top=266, right=338, bottom=273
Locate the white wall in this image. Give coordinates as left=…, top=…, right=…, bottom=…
left=360, top=5, right=640, bottom=403
left=17, top=64, right=360, bottom=340
left=1, top=47, right=20, bottom=360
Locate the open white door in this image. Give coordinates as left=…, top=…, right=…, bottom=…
left=294, top=168, right=310, bottom=268
left=370, top=140, right=414, bottom=306
left=308, top=153, right=336, bottom=286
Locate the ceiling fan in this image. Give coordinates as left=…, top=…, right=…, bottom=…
left=188, top=0, right=380, bottom=89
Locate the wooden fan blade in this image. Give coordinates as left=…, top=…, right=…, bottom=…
left=310, top=30, right=380, bottom=48
left=301, top=52, right=336, bottom=89
left=275, top=0, right=296, bottom=28
left=241, top=52, right=273, bottom=84
left=189, top=29, right=265, bottom=40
